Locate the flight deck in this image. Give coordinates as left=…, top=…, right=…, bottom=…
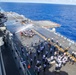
left=2, top=12, right=76, bottom=75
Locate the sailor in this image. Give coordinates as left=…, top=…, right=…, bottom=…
left=51, top=38, right=54, bottom=42
left=37, top=50, right=40, bottom=57
left=34, top=54, right=36, bottom=61
left=50, top=48, right=53, bottom=56
left=69, top=56, right=75, bottom=65
left=54, top=51, right=58, bottom=57
left=58, top=55, right=62, bottom=61
left=48, top=42, right=51, bottom=49
left=45, top=51, right=48, bottom=57
left=37, top=67, right=40, bottom=75
left=42, top=55, right=46, bottom=62
left=72, top=58, right=75, bottom=65
left=36, top=60, right=41, bottom=67
left=44, top=41, right=47, bottom=47
left=30, top=58, right=33, bottom=65
left=22, top=61, right=26, bottom=68
left=74, top=51, right=76, bottom=58
left=72, top=51, right=75, bottom=57
left=40, top=46, right=44, bottom=55
left=56, top=41, right=58, bottom=45
left=69, top=56, right=72, bottom=64
left=38, top=44, right=40, bottom=50
left=21, top=46, right=24, bottom=55
left=44, top=58, right=48, bottom=65
left=43, top=63, right=47, bottom=72
left=62, top=53, right=68, bottom=65
left=72, top=51, right=76, bottom=58
left=46, top=59, right=49, bottom=66
left=55, top=62, right=61, bottom=73
left=55, top=56, right=62, bottom=73
left=34, top=65, right=37, bottom=73
left=21, top=57, right=23, bottom=62
left=29, top=51, right=32, bottom=57
left=50, top=56, right=55, bottom=63
left=41, top=42, right=43, bottom=46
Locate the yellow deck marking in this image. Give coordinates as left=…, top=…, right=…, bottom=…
left=32, top=29, right=76, bottom=62
left=32, top=29, right=47, bottom=40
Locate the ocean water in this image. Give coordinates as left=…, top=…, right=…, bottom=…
left=0, top=2, right=76, bottom=41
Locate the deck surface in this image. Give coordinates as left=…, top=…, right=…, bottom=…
left=5, top=13, right=76, bottom=75
left=16, top=31, right=76, bottom=75
left=34, top=26, right=76, bottom=53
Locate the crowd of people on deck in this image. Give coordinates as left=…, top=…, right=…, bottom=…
left=20, top=30, right=35, bottom=37
left=20, top=40, right=76, bottom=75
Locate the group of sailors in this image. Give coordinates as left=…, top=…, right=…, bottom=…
left=20, top=40, right=76, bottom=75
left=20, top=29, right=35, bottom=37
left=54, top=53, right=68, bottom=71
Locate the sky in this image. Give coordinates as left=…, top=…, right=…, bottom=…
left=1, top=0, right=76, bottom=5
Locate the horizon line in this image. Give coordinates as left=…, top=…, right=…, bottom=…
left=0, top=1, right=76, bottom=5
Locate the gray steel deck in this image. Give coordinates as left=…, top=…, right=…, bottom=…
left=5, top=12, right=76, bottom=75
left=34, top=26, right=76, bottom=53
left=15, top=31, right=76, bottom=75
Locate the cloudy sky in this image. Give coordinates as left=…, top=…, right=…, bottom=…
left=1, top=0, right=76, bottom=5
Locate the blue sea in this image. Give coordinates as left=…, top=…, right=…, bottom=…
left=0, top=2, right=76, bottom=41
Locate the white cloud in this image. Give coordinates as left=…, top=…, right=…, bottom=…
left=1, top=0, right=76, bottom=5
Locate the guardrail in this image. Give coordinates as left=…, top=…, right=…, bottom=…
left=12, top=35, right=31, bottom=75
left=6, top=31, right=32, bottom=75
left=0, top=47, right=6, bottom=75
